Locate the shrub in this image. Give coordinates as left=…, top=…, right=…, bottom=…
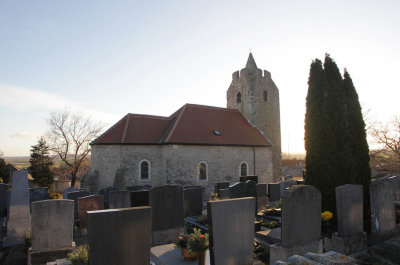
left=187, top=228, right=209, bottom=254
left=175, top=235, right=189, bottom=249
left=67, top=246, right=89, bottom=265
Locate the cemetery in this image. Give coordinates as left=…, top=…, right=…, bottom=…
left=0, top=169, right=399, bottom=265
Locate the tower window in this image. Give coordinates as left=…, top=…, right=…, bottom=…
left=237, top=92, right=242, bottom=103
left=197, top=161, right=208, bottom=181
left=263, top=91, right=268, bottom=102
left=139, top=159, right=151, bottom=181
left=240, top=162, right=248, bottom=176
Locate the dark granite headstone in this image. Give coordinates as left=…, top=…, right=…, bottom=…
left=126, top=185, right=152, bottom=192
left=29, top=188, right=48, bottom=204
left=130, top=190, right=150, bottom=207
left=184, top=187, right=203, bottom=217
left=281, top=185, right=321, bottom=248
left=219, top=188, right=230, bottom=199
left=240, top=175, right=258, bottom=184
left=67, top=190, right=90, bottom=219
left=109, top=190, right=131, bottom=209
left=149, top=185, right=184, bottom=231
left=256, top=184, right=267, bottom=211
left=88, top=207, right=152, bottom=265
left=78, top=195, right=104, bottom=231
left=215, top=182, right=229, bottom=194
left=63, top=187, right=77, bottom=199
left=268, top=182, right=281, bottom=201
left=98, top=187, right=119, bottom=208
left=0, top=184, right=7, bottom=216
left=229, top=180, right=256, bottom=199
left=208, top=197, right=255, bottom=265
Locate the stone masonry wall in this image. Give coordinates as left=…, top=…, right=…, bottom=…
left=86, top=144, right=273, bottom=197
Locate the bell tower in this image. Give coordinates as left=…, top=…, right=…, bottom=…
left=227, top=53, right=282, bottom=181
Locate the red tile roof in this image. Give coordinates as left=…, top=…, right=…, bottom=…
left=92, top=104, right=271, bottom=147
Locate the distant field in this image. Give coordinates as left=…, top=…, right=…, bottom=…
left=3, top=156, right=79, bottom=168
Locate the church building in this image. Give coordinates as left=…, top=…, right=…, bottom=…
left=83, top=53, right=281, bottom=195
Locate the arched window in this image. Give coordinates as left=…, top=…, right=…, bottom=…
left=263, top=91, right=268, bottom=102
left=197, top=161, right=208, bottom=181
left=237, top=92, right=242, bottom=103
left=240, top=162, right=248, bottom=176
left=139, top=159, right=151, bottom=181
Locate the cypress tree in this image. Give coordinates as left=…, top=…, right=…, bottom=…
left=343, top=69, right=371, bottom=230
left=30, top=137, right=54, bottom=188
left=0, top=158, right=7, bottom=183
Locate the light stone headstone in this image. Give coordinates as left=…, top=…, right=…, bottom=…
left=281, top=185, right=321, bottom=248
left=88, top=207, right=152, bottom=265
left=109, top=190, right=131, bottom=209
left=336, top=184, right=363, bottom=237
left=31, top=199, right=74, bottom=251
left=207, top=197, right=255, bottom=265
left=370, top=178, right=396, bottom=238
left=4, top=170, right=31, bottom=247
left=67, top=190, right=90, bottom=219
left=184, top=187, right=203, bottom=217
left=78, top=194, right=104, bottom=231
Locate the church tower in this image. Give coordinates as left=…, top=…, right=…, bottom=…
left=227, top=53, right=282, bottom=181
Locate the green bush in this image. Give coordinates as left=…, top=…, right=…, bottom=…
left=187, top=228, right=209, bottom=254
left=67, top=246, right=89, bottom=265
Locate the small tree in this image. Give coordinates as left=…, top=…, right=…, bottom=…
left=46, top=109, right=103, bottom=187
left=30, top=137, right=54, bottom=188
left=0, top=157, right=8, bottom=183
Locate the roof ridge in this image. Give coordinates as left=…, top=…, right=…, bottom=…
left=91, top=114, right=129, bottom=145
left=164, top=104, right=188, bottom=142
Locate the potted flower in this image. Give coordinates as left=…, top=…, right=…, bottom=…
left=187, top=228, right=209, bottom=265
left=175, top=235, right=197, bottom=261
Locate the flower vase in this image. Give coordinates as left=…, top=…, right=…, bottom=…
left=197, top=251, right=206, bottom=265
left=181, top=248, right=197, bottom=261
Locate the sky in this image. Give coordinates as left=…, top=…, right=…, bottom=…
left=0, top=0, right=399, bottom=156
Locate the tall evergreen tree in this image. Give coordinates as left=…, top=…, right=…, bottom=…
left=343, top=69, right=371, bottom=229
left=30, top=137, right=54, bottom=188
left=0, top=158, right=7, bottom=183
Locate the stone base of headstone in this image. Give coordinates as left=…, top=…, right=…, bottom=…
left=27, top=242, right=75, bottom=265
left=152, top=227, right=184, bottom=246
left=269, top=239, right=323, bottom=264
left=323, top=232, right=367, bottom=255
left=371, top=229, right=400, bottom=245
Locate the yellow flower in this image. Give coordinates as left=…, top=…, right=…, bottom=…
left=321, top=211, right=333, bottom=221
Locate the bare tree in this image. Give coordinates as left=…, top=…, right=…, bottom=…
left=369, top=116, right=400, bottom=175
left=46, top=109, right=104, bottom=187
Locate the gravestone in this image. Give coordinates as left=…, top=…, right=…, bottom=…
left=0, top=183, right=7, bottom=216
left=99, top=187, right=119, bottom=208
left=219, top=188, right=230, bottom=199
left=388, top=176, right=400, bottom=200
left=88, top=207, right=152, bottom=265
left=239, top=175, right=258, bottom=184
left=207, top=197, right=255, bottom=265
left=130, top=190, right=149, bottom=207
left=78, top=195, right=104, bottom=232
left=4, top=170, right=32, bottom=247
left=67, top=190, right=90, bottom=219
left=29, top=200, right=74, bottom=263
left=109, top=190, right=131, bottom=209
left=256, top=183, right=267, bottom=211
left=63, top=187, right=77, bottom=199
left=229, top=180, right=256, bottom=199
left=268, top=182, right=281, bottom=201
left=370, top=178, right=397, bottom=242
left=184, top=187, right=203, bottom=217
left=149, top=185, right=184, bottom=245
left=324, top=184, right=366, bottom=255
left=280, top=180, right=297, bottom=196
left=214, top=182, right=229, bottom=194
left=270, top=185, right=323, bottom=263
left=336, top=184, right=363, bottom=237
left=29, top=188, right=48, bottom=203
